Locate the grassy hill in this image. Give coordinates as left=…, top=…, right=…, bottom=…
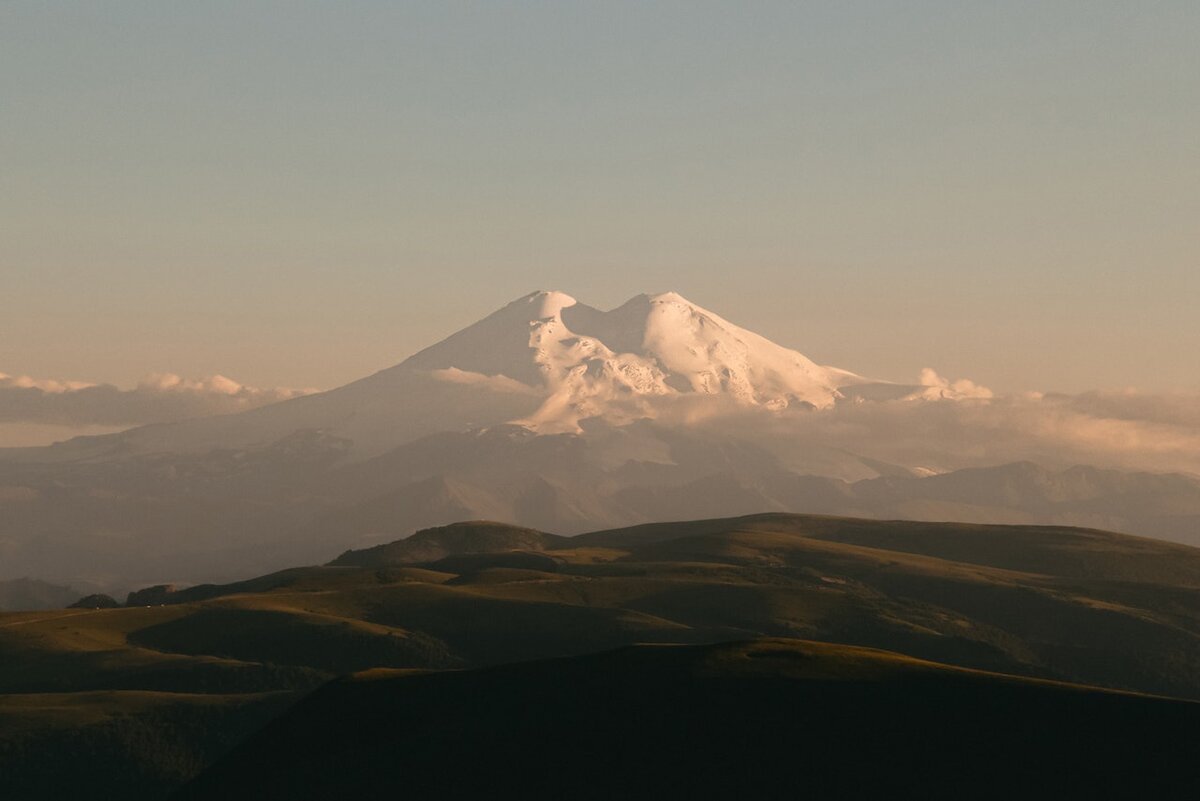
left=330, top=520, right=567, bottom=567
left=4, top=512, right=1200, bottom=798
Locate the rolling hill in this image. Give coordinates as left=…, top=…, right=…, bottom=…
left=5, top=512, right=1200, bottom=798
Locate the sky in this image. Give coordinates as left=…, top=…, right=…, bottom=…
left=3, top=1, right=1198, bottom=412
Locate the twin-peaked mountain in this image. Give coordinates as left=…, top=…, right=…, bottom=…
left=37, top=291, right=886, bottom=460
left=1, top=290, right=1198, bottom=589
left=404, top=290, right=869, bottom=431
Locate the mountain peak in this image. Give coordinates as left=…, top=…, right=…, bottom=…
left=78, top=290, right=869, bottom=459
left=399, top=291, right=860, bottom=433
left=647, top=290, right=690, bottom=305
left=509, top=290, right=578, bottom=319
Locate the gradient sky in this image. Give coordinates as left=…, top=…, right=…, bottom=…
left=3, top=1, right=1198, bottom=396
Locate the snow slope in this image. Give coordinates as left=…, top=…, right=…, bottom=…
left=400, top=290, right=866, bottom=433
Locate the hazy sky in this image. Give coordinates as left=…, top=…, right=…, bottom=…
left=3, top=1, right=1198, bottom=396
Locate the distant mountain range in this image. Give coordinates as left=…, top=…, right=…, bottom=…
left=0, top=291, right=1196, bottom=587
left=0, top=577, right=77, bottom=612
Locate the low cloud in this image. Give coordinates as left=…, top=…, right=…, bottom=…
left=668, top=383, right=1200, bottom=477
left=4, top=367, right=1198, bottom=478
left=910, top=368, right=995, bottom=400
left=429, top=367, right=539, bottom=395
left=0, top=371, right=315, bottom=429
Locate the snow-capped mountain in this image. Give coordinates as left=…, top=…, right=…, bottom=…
left=9, top=288, right=1195, bottom=590
left=403, top=290, right=868, bottom=433
left=31, top=290, right=877, bottom=459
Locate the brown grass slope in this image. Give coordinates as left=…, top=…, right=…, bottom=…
left=12, top=513, right=1195, bottom=698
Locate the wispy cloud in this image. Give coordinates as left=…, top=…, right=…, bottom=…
left=0, top=371, right=315, bottom=429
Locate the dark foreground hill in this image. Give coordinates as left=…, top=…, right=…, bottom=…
left=177, top=639, right=1200, bottom=801
left=5, top=512, right=1200, bottom=798
left=0, top=691, right=293, bottom=800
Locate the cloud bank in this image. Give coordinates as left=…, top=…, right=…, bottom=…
left=3, top=366, right=1198, bottom=479
left=0, top=371, right=314, bottom=430
left=679, top=386, right=1200, bottom=478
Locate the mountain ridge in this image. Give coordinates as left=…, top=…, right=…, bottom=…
left=0, top=290, right=891, bottom=462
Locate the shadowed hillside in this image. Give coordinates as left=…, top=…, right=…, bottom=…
left=177, top=639, right=1200, bottom=801
left=330, top=520, right=567, bottom=567
left=0, top=691, right=294, bottom=800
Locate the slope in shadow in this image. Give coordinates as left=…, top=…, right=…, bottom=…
left=177, top=639, right=1200, bottom=801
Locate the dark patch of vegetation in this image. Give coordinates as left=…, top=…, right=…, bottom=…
left=69, top=593, right=121, bottom=609
left=129, top=608, right=460, bottom=673
left=0, top=692, right=294, bottom=801
left=331, top=520, right=565, bottom=567
left=178, top=640, right=1200, bottom=800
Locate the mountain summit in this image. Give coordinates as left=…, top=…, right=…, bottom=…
left=398, top=290, right=864, bottom=432
left=24, top=290, right=875, bottom=457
